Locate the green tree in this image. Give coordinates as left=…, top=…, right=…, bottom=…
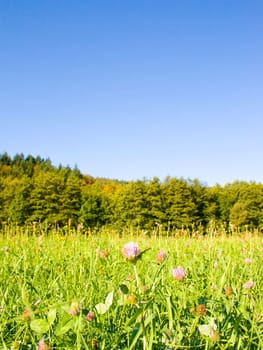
left=112, top=180, right=150, bottom=229
left=60, top=170, right=82, bottom=224
left=215, top=181, right=243, bottom=223
left=188, top=179, right=212, bottom=226
left=162, top=177, right=197, bottom=229
left=8, top=177, right=33, bottom=224
left=0, top=152, right=12, bottom=166
left=238, top=182, right=263, bottom=228
left=29, top=169, right=81, bottom=225
left=79, top=190, right=109, bottom=228
left=230, top=201, right=248, bottom=227
left=146, top=177, right=166, bottom=228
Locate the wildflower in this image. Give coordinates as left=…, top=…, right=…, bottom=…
left=69, top=301, right=80, bottom=316
left=22, top=308, right=33, bottom=321
left=38, top=340, right=51, bottom=350
left=210, top=330, right=220, bottom=342
left=121, top=242, right=141, bottom=261
left=172, top=267, right=186, bottom=281
left=126, top=274, right=134, bottom=281
left=96, top=250, right=109, bottom=258
left=3, top=246, right=9, bottom=252
left=126, top=294, right=137, bottom=305
left=243, top=280, right=254, bottom=289
left=213, top=262, right=218, bottom=268
left=196, top=304, right=207, bottom=316
left=86, top=311, right=95, bottom=321
left=155, top=250, right=166, bottom=263
left=225, top=286, right=232, bottom=296
left=245, top=258, right=252, bottom=265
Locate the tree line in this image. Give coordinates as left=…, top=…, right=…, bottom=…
left=1, top=152, right=263, bottom=232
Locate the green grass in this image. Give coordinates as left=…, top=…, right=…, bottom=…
left=0, top=229, right=263, bottom=349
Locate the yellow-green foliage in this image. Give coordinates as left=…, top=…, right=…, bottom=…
left=2, top=153, right=263, bottom=230
left=0, top=228, right=263, bottom=349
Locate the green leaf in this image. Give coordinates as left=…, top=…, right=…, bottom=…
left=47, top=308, right=57, bottom=326
left=131, top=248, right=151, bottom=264
left=55, top=319, right=73, bottom=336
left=95, top=291, right=114, bottom=314
left=208, top=318, right=217, bottom=330
left=119, top=284, right=129, bottom=294
left=198, top=318, right=217, bottom=337
left=72, top=316, right=84, bottom=332
left=95, top=303, right=107, bottom=314
left=198, top=324, right=211, bottom=337
left=30, top=319, right=50, bottom=334
left=105, top=291, right=114, bottom=307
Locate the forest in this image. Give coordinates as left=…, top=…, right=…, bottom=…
left=1, top=152, right=263, bottom=232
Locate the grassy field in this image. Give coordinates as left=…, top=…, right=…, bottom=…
left=0, top=228, right=262, bottom=349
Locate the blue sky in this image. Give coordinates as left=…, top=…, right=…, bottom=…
left=0, top=0, right=262, bottom=186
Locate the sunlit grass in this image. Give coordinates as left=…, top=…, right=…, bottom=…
left=0, top=228, right=262, bottom=349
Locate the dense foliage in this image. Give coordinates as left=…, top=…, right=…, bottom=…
left=0, top=231, right=262, bottom=349
left=1, top=152, right=263, bottom=231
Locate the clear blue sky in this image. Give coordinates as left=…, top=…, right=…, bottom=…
left=1, top=0, right=262, bottom=186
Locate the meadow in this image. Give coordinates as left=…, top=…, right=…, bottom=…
left=0, top=227, right=262, bottom=349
